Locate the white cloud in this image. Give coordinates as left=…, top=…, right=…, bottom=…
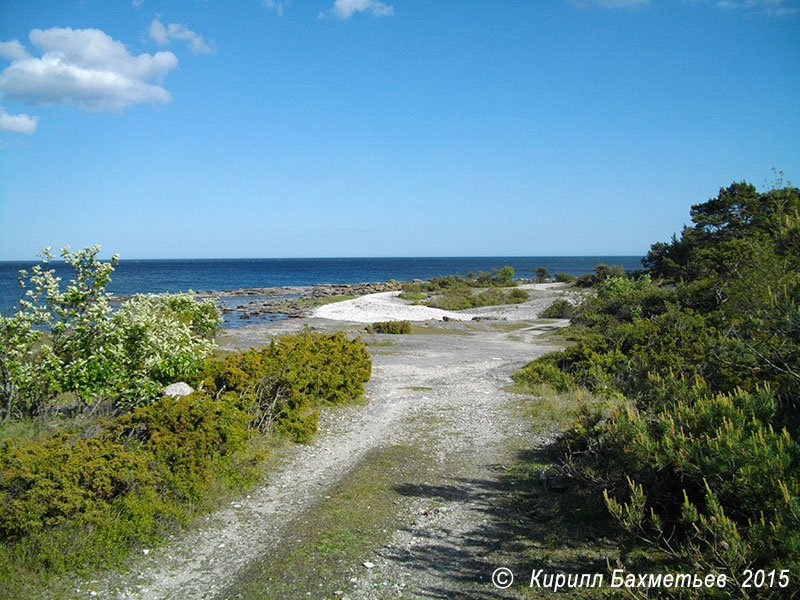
left=714, top=0, right=799, bottom=15
left=132, top=0, right=144, bottom=8
left=0, top=40, right=30, bottom=61
left=330, top=0, right=394, bottom=19
left=148, top=20, right=169, bottom=45
left=0, top=106, right=37, bottom=134
left=262, top=0, right=284, bottom=16
left=149, top=19, right=214, bottom=55
left=0, top=27, right=178, bottom=112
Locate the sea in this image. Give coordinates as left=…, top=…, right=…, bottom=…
left=0, top=256, right=644, bottom=327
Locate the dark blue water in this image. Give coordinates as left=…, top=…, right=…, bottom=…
left=0, top=256, right=643, bottom=318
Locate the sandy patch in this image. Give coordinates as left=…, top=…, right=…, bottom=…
left=311, top=284, right=576, bottom=324
left=311, top=291, right=473, bottom=323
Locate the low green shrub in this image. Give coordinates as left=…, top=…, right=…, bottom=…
left=513, top=180, right=800, bottom=597
left=0, top=392, right=254, bottom=577
left=554, top=272, right=577, bottom=283
left=196, top=332, right=371, bottom=442
left=400, top=266, right=518, bottom=297
left=602, top=385, right=800, bottom=590
left=425, top=287, right=528, bottom=310
left=520, top=308, right=718, bottom=400
left=507, top=288, right=529, bottom=303
left=0, top=431, right=157, bottom=541
left=513, top=359, right=574, bottom=392
left=539, top=299, right=575, bottom=318
left=398, top=291, right=425, bottom=302
left=574, top=264, right=627, bottom=288
left=0, top=330, right=373, bottom=590
left=115, top=392, right=253, bottom=500
left=423, top=289, right=475, bottom=310
left=366, top=321, right=411, bottom=334
left=573, top=274, right=671, bottom=328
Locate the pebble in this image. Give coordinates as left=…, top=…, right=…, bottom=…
left=363, top=561, right=375, bottom=569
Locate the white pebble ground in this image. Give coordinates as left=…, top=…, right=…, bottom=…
left=311, top=284, right=574, bottom=324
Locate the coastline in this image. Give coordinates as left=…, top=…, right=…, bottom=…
left=164, top=281, right=575, bottom=326
left=1, top=256, right=642, bottom=318
left=110, top=281, right=401, bottom=323
left=109, top=280, right=575, bottom=326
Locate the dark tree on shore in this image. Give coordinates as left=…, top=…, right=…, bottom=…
left=535, top=267, right=550, bottom=283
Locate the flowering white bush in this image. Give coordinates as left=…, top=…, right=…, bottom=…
left=110, top=293, right=220, bottom=409
left=0, top=246, right=221, bottom=419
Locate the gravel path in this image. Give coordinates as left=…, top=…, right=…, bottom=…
left=85, top=292, right=569, bottom=600
left=338, top=324, right=563, bottom=600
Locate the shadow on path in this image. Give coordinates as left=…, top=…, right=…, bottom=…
left=387, top=443, right=618, bottom=599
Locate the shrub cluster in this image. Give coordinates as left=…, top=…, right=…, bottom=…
left=554, top=272, right=577, bottom=283
left=398, top=266, right=527, bottom=310
left=0, top=331, right=371, bottom=584
left=538, top=298, right=576, bottom=318
left=195, top=332, right=371, bottom=442
left=514, top=180, right=800, bottom=596
left=0, top=392, right=253, bottom=575
left=0, top=246, right=222, bottom=419
left=425, top=287, right=528, bottom=310
left=574, top=263, right=627, bottom=288
left=400, top=265, right=516, bottom=296
left=0, top=247, right=374, bottom=588
left=366, top=321, right=411, bottom=334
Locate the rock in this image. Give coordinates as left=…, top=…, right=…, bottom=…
left=363, top=561, right=375, bottom=569
left=161, top=382, right=194, bottom=398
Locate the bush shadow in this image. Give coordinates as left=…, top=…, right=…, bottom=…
left=386, top=442, right=617, bottom=599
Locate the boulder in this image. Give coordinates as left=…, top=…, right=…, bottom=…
left=161, top=382, right=194, bottom=398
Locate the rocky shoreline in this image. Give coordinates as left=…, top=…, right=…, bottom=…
left=111, top=281, right=402, bottom=321
left=220, top=282, right=402, bottom=320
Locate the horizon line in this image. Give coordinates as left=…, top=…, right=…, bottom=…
left=0, top=253, right=646, bottom=263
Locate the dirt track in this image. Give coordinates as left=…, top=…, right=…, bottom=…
left=89, top=295, right=570, bottom=599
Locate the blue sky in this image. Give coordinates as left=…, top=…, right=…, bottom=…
left=1, top=0, right=798, bottom=260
